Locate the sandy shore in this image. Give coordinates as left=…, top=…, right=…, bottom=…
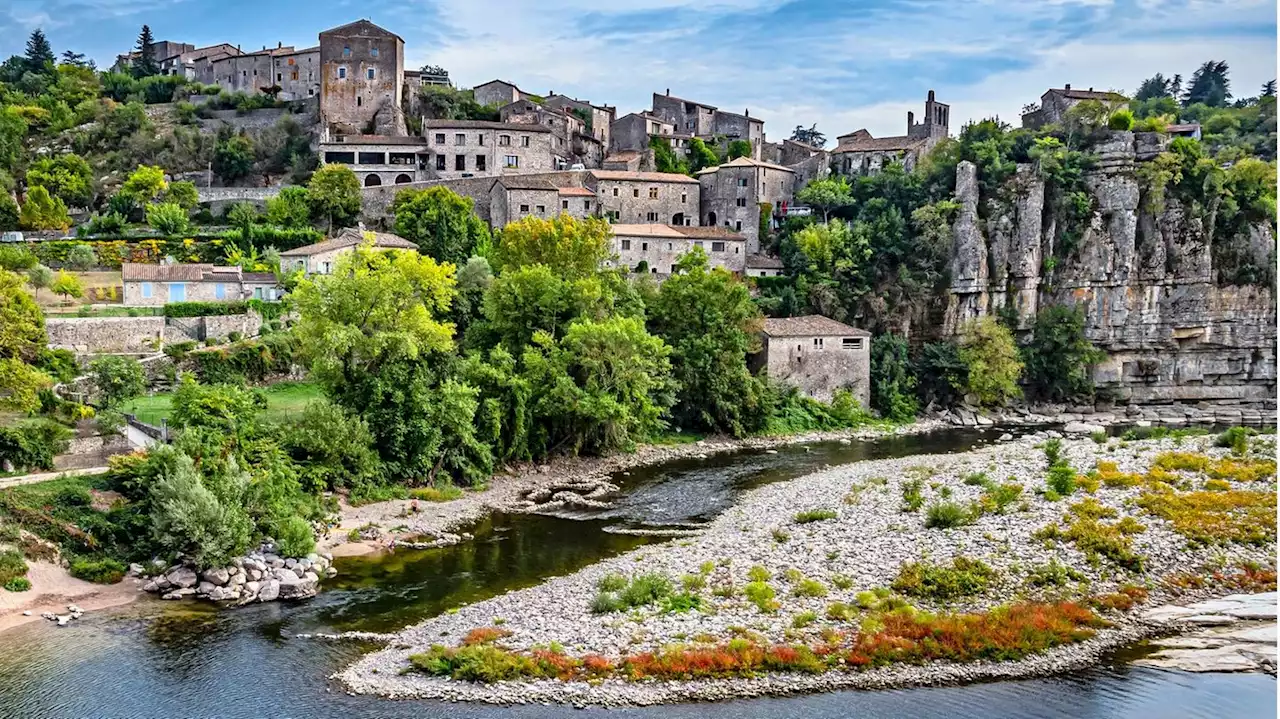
left=336, top=430, right=1276, bottom=706
left=0, top=561, right=144, bottom=634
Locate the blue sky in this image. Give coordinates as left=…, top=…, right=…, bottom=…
left=3, top=0, right=1275, bottom=146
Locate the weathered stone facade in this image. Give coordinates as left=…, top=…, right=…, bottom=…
left=320, top=136, right=429, bottom=186
left=499, top=99, right=598, bottom=168
left=279, top=228, right=418, bottom=275
left=832, top=91, right=949, bottom=177
left=473, top=80, right=523, bottom=109
left=423, top=120, right=555, bottom=179
left=1022, top=85, right=1127, bottom=129
left=319, top=20, right=404, bottom=135
left=543, top=94, right=615, bottom=150
left=944, top=131, right=1277, bottom=407
left=650, top=90, right=766, bottom=159
left=610, top=225, right=746, bottom=276
left=697, top=157, right=796, bottom=254
left=489, top=177, right=560, bottom=229
left=592, top=170, right=700, bottom=226
left=121, top=263, right=276, bottom=306
left=749, top=315, right=872, bottom=406
left=46, top=317, right=166, bottom=354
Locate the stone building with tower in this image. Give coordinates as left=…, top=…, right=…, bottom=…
left=830, top=90, right=950, bottom=176
left=318, top=20, right=406, bottom=136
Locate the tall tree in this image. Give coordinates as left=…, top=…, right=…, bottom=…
left=306, top=164, right=361, bottom=232
left=392, top=186, right=492, bottom=265
left=132, top=25, right=160, bottom=78
left=1134, top=73, right=1174, bottom=101
left=790, top=123, right=826, bottom=147
left=491, top=214, right=610, bottom=279
left=1182, top=60, right=1231, bottom=107
left=0, top=269, right=52, bottom=413
left=1262, top=80, right=1276, bottom=98
left=24, top=29, right=54, bottom=74
left=796, top=177, right=854, bottom=221
left=60, top=50, right=89, bottom=67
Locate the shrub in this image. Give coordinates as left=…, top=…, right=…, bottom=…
left=590, top=592, right=624, bottom=614
left=743, top=581, right=779, bottom=612
left=1090, top=431, right=1108, bottom=444
left=1216, top=426, right=1256, bottom=456
left=68, top=557, right=126, bottom=584
left=3, top=577, right=31, bottom=592
left=892, top=557, right=995, bottom=600
left=1047, top=464, right=1077, bottom=496
left=146, top=202, right=190, bottom=235
left=791, top=610, right=818, bottom=628
left=616, top=573, right=672, bottom=609
left=0, top=420, right=73, bottom=472
left=794, top=578, right=828, bottom=597
left=1022, top=306, right=1105, bottom=402
left=1137, top=489, right=1275, bottom=546
left=681, top=573, right=706, bottom=592
left=826, top=601, right=857, bottom=620
left=408, top=485, right=463, bottom=502
left=272, top=516, right=315, bottom=557
left=831, top=574, right=853, bottom=589
left=901, top=478, right=925, bottom=512
left=661, top=592, right=702, bottom=613
left=925, top=501, right=973, bottom=529
left=1108, top=109, right=1135, bottom=131
left=597, top=573, right=627, bottom=593
left=747, top=565, right=771, bottom=583
left=772, top=528, right=790, bottom=543
left=1026, top=559, right=1086, bottom=588
left=870, top=333, right=919, bottom=421
left=794, top=508, right=837, bottom=524
left=66, top=243, right=98, bottom=270
left=963, top=472, right=991, bottom=486
left=89, top=355, right=146, bottom=409
left=979, top=482, right=1023, bottom=514
left=163, top=301, right=248, bottom=317
left=955, top=317, right=1022, bottom=406
left=0, top=550, right=29, bottom=584
left=1043, top=439, right=1064, bottom=467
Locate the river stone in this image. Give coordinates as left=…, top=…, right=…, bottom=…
left=206, top=585, right=238, bottom=601
left=1063, top=421, right=1105, bottom=434
left=278, top=576, right=318, bottom=600
left=1224, top=606, right=1278, bottom=620
left=257, top=579, right=280, bottom=602
left=202, top=567, right=231, bottom=586
left=1215, top=624, right=1278, bottom=644
left=1182, top=614, right=1239, bottom=626
left=271, top=568, right=297, bottom=583
left=197, top=581, right=217, bottom=596
left=303, top=571, right=319, bottom=583
left=244, top=581, right=260, bottom=596
left=298, top=558, right=312, bottom=571
left=229, top=572, right=246, bottom=586
left=166, top=567, right=198, bottom=589
left=285, top=558, right=298, bottom=570
left=247, top=568, right=263, bottom=581
left=161, top=588, right=195, bottom=600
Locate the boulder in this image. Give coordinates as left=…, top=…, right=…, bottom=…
left=284, top=558, right=298, bottom=570
left=277, top=576, right=318, bottom=601
left=244, top=581, right=260, bottom=597
left=166, top=567, right=198, bottom=589
left=257, top=579, right=280, bottom=602
left=197, top=581, right=218, bottom=596
left=247, top=568, right=263, bottom=582
left=202, top=567, right=231, bottom=586
left=206, top=586, right=239, bottom=602
left=161, top=588, right=196, bottom=600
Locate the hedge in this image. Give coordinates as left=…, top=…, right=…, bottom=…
left=163, top=301, right=249, bottom=317
left=0, top=421, right=73, bottom=472
left=27, top=226, right=323, bottom=268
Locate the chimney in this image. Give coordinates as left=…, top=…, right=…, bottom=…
left=665, top=88, right=670, bottom=96
left=277, top=41, right=282, bottom=49
left=745, top=108, right=749, bottom=117
left=1065, top=83, right=1071, bottom=91
left=927, top=89, right=935, bottom=101
left=1088, top=87, right=1094, bottom=92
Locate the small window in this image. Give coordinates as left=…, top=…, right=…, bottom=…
left=735, top=221, right=742, bottom=231
left=168, top=282, right=186, bottom=302
left=584, top=200, right=590, bottom=210
left=711, top=241, right=725, bottom=252
left=321, top=261, right=332, bottom=274
left=215, top=283, right=226, bottom=300
left=435, top=133, right=445, bottom=144
left=476, top=155, right=486, bottom=171
left=536, top=205, right=545, bottom=214
left=842, top=337, right=865, bottom=350
left=370, top=47, right=379, bottom=57
left=612, top=188, right=619, bottom=197
left=813, top=337, right=825, bottom=350
left=287, top=58, right=295, bottom=66
left=499, top=135, right=511, bottom=146
left=621, top=239, right=632, bottom=250
left=504, top=155, right=519, bottom=168
left=562, top=200, right=569, bottom=209
left=140, top=282, right=152, bottom=299
left=357, top=97, right=362, bottom=107
left=520, top=204, right=530, bottom=212
left=632, top=189, right=640, bottom=198
left=646, top=212, right=658, bottom=222
left=337, top=67, right=347, bottom=79
left=435, top=155, right=446, bottom=170
left=367, top=68, right=376, bottom=80
left=276, top=73, right=282, bottom=82
left=291, top=70, right=298, bottom=81
left=681, top=193, right=687, bottom=203
left=455, top=133, right=465, bottom=146
left=736, top=198, right=747, bottom=207
left=737, top=178, right=748, bottom=187
left=478, top=135, right=486, bottom=146
left=342, top=46, right=351, bottom=57
left=651, top=267, right=658, bottom=274
left=521, top=135, right=530, bottom=147
left=455, top=155, right=466, bottom=171
left=648, top=187, right=658, bottom=199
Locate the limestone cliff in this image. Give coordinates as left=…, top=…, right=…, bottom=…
left=945, top=131, right=1277, bottom=407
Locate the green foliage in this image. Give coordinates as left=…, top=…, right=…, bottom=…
left=68, top=556, right=126, bottom=584
left=26, top=153, right=93, bottom=207
left=892, top=557, right=994, bottom=599
left=162, top=301, right=249, bottom=317
left=1108, top=109, right=1135, bottom=131
left=418, top=85, right=499, bottom=121
left=0, top=549, right=29, bottom=585
left=726, top=140, right=752, bottom=160
left=925, top=501, right=974, bottom=529
left=1022, top=305, right=1105, bottom=402
left=88, top=355, right=146, bottom=409
left=146, top=447, right=251, bottom=570
left=272, top=515, right=315, bottom=557
left=650, top=135, right=689, bottom=175
left=3, top=576, right=31, bottom=592
left=279, top=399, right=382, bottom=492
left=213, top=133, right=255, bottom=183
left=120, top=165, right=167, bottom=203
left=1047, top=464, right=1077, bottom=497
left=901, top=478, right=925, bottom=512
left=170, top=377, right=265, bottom=436
left=307, top=164, right=362, bottom=231
left=870, top=332, right=918, bottom=421
left=393, top=186, right=492, bottom=265
left=65, top=243, right=97, bottom=270
left=266, top=186, right=312, bottom=229
left=915, top=341, right=967, bottom=407
left=794, top=508, right=837, bottom=523
left=0, top=269, right=52, bottom=412
left=164, top=181, right=199, bottom=210
left=687, top=137, right=720, bottom=173
left=0, top=193, right=18, bottom=231
left=145, top=202, right=189, bottom=235
left=492, top=214, right=611, bottom=278
left=795, top=177, right=854, bottom=221
left=0, top=246, right=37, bottom=272
left=19, top=185, right=71, bottom=231
left=1216, top=426, right=1257, bottom=456
left=744, top=580, right=779, bottom=612
left=956, top=317, right=1022, bottom=406
left=50, top=270, right=83, bottom=301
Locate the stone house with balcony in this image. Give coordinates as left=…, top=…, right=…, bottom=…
left=319, top=20, right=405, bottom=136
left=749, top=315, right=871, bottom=406
left=591, top=170, right=701, bottom=226
left=122, top=263, right=280, bottom=306
left=423, top=120, right=555, bottom=179
left=279, top=227, right=418, bottom=275
left=831, top=90, right=950, bottom=177
left=610, top=224, right=746, bottom=276
left=320, top=135, right=430, bottom=186
left=697, top=157, right=795, bottom=254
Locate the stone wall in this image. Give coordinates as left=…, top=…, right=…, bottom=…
left=750, top=334, right=871, bottom=406
left=47, top=316, right=166, bottom=353
left=944, top=131, right=1277, bottom=408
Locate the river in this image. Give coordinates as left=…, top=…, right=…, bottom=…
left=0, top=428, right=1273, bottom=718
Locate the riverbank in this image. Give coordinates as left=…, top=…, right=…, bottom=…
left=337, top=430, right=1276, bottom=706
left=0, top=561, right=143, bottom=634
left=322, top=420, right=948, bottom=556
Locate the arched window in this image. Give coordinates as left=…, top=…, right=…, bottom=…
left=672, top=212, right=684, bottom=226
left=364, top=174, right=382, bottom=187
left=394, top=174, right=412, bottom=184
left=707, top=211, right=717, bottom=226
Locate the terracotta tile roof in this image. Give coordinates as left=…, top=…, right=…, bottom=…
left=746, top=253, right=784, bottom=269
left=589, top=170, right=701, bottom=185
left=320, top=19, right=404, bottom=42
left=609, top=224, right=688, bottom=238
left=1166, top=123, right=1201, bottom=133
left=422, top=119, right=551, bottom=133
left=762, top=315, right=870, bottom=337
left=832, top=134, right=927, bottom=153
left=122, top=263, right=214, bottom=282
left=557, top=186, right=597, bottom=197
left=280, top=227, right=418, bottom=256
left=241, top=273, right=279, bottom=284
left=604, top=151, right=641, bottom=161
left=1054, top=87, right=1126, bottom=101
left=675, top=226, right=744, bottom=239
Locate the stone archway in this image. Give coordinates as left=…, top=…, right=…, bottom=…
left=364, top=174, right=382, bottom=187
left=672, top=212, right=685, bottom=226
left=394, top=174, right=413, bottom=184
left=707, top=211, right=717, bottom=226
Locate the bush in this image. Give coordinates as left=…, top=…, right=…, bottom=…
left=956, top=317, right=1023, bottom=405
left=925, top=501, right=974, bottom=529
left=68, top=557, right=126, bottom=584
left=744, top=581, right=779, bottom=612
left=979, top=482, right=1024, bottom=514
left=794, top=578, right=828, bottom=597
left=408, top=485, right=463, bottom=502
left=901, top=478, right=925, bottom=512
left=794, top=508, right=837, bottom=524
left=0, top=550, right=29, bottom=584
left=3, top=577, right=31, bottom=592
left=1026, top=559, right=1086, bottom=588
left=892, top=557, right=994, bottom=599
left=1047, top=464, right=1077, bottom=496
left=89, top=355, right=146, bottom=409
left=1022, top=306, right=1105, bottom=402
left=146, top=202, right=190, bottom=235
left=66, top=243, right=98, bottom=270
left=1216, top=426, right=1256, bottom=455
left=915, top=341, right=967, bottom=407
left=597, top=573, right=627, bottom=593
left=0, top=421, right=73, bottom=472
left=272, top=516, right=315, bottom=557
left=1043, top=438, right=1064, bottom=467
left=163, top=301, right=248, bottom=317
left=870, top=333, right=919, bottom=421
left=1108, top=109, right=1135, bottom=131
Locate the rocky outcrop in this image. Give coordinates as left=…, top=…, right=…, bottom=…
left=140, top=544, right=335, bottom=605
left=945, top=131, right=1277, bottom=408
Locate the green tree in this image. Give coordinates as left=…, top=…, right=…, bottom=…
left=146, top=202, right=189, bottom=235
left=392, top=185, right=492, bottom=265
left=1135, top=73, right=1177, bottom=101
left=790, top=124, right=826, bottom=147
left=492, top=214, right=611, bottom=278
left=795, top=177, right=854, bottom=221
left=915, top=341, right=967, bottom=407
left=870, top=332, right=918, bottom=421
left=50, top=270, right=83, bottom=303
left=19, top=186, right=71, bottom=231
left=65, top=243, right=96, bottom=270
left=0, top=193, right=18, bottom=231
left=24, top=30, right=54, bottom=75
left=171, top=378, right=265, bottom=438
left=1183, top=60, right=1231, bottom=107
left=650, top=135, right=689, bottom=175
left=0, top=111, right=26, bottom=173
left=213, top=134, right=255, bottom=184
left=479, top=265, right=610, bottom=350
left=688, top=137, right=720, bottom=173
left=279, top=399, right=382, bottom=492
left=164, top=180, right=199, bottom=210
left=120, top=165, right=167, bottom=203
left=89, top=355, right=146, bottom=408
left=26, top=154, right=93, bottom=207
left=147, top=447, right=252, bottom=569
left=306, top=164, right=361, bottom=232
left=0, top=270, right=52, bottom=412
left=956, top=317, right=1023, bottom=406
left=0, top=246, right=36, bottom=271
left=649, top=247, right=766, bottom=435
left=131, top=25, right=160, bottom=78
left=25, top=264, right=52, bottom=300
left=226, top=202, right=259, bottom=235
left=265, top=186, right=311, bottom=228
left=726, top=139, right=752, bottom=160
left=1022, top=305, right=1105, bottom=402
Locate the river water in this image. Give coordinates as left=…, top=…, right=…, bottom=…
left=0, top=429, right=1273, bottom=718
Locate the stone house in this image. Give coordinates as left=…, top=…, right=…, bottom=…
left=208, top=46, right=299, bottom=95
left=831, top=90, right=949, bottom=177
left=696, top=156, right=796, bottom=254
left=499, top=99, right=599, bottom=169
left=651, top=90, right=765, bottom=159
left=601, top=150, right=649, bottom=172
left=1021, top=85, right=1127, bottom=129
left=591, top=170, right=701, bottom=226
left=122, top=263, right=280, bottom=306
left=543, top=94, right=616, bottom=150
left=114, top=40, right=194, bottom=73
left=473, top=79, right=525, bottom=109
left=610, top=224, right=746, bottom=276
left=319, top=20, right=405, bottom=136
left=320, top=135, right=430, bottom=186
left=279, top=227, right=418, bottom=275
left=423, top=120, right=555, bottom=179
left=610, top=112, right=676, bottom=153
left=750, top=315, right=871, bottom=406
left=746, top=253, right=784, bottom=278
left=161, top=43, right=240, bottom=79
left=488, top=175, right=599, bottom=226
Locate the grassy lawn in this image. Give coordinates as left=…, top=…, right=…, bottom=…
left=122, top=381, right=323, bottom=425
left=35, top=271, right=123, bottom=308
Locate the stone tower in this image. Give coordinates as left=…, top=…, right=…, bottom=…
left=907, top=90, right=950, bottom=149
left=318, top=20, right=404, bottom=137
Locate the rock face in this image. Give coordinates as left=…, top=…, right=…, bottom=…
left=141, top=543, right=333, bottom=606
left=945, top=132, right=1276, bottom=408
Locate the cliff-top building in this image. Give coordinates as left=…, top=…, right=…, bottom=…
left=831, top=90, right=949, bottom=176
